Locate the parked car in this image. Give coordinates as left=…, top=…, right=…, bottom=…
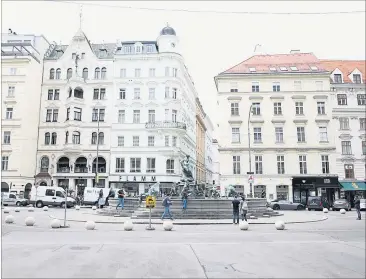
left=332, top=199, right=351, bottom=211
left=1, top=193, right=29, bottom=207
left=15, top=198, right=30, bottom=207
left=269, top=199, right=305, bottom=210
left=360, top=199, right=366, bottom=211
left=307, top=197, right=326, bottom=211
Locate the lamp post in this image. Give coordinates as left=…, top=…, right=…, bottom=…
left=93, top=105, right=100, bottom=188
left=247, top=104, right=254, bottom=198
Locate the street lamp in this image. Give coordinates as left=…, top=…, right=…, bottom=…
left=247, top=104, right=254, bottom=198
left=93, top=105, right=100, bottom=188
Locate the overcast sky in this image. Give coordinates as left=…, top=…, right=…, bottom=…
left=2, top=1, right=365, bottom=136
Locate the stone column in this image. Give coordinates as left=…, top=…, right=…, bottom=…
left=87, top=178, right=92, bottom=188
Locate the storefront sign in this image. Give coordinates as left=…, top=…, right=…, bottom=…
left=119, top=176, right=156, bottom=182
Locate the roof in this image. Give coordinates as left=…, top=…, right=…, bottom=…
left=219, top=53, right=328, bottom=75
left=320, top=60, right=366, bottom=83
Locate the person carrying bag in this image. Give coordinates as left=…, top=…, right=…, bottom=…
left=240, top=196, right=248, bottom=222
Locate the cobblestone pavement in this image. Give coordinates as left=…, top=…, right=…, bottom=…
left=2, top=207, right=365, bottom=278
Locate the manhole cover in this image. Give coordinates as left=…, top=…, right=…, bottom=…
left=70, top=246, right=90, bottom=250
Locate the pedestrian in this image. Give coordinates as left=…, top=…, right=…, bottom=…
left=354, top=196, right=362, bottom=220
left=161, top=194, right=174, bottom=220
left=116, top=188, right=125, bottom=210
left=232, top=195, right=240, bottom=224
left=240, top=196, right=248, bottom=222
left=105, top=188, right=114, bottom=207
left=182, top=190, right=188, bottom=213
left=98, top=189, right=105, bottom=209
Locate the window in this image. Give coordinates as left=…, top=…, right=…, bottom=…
left=56, top=191, right=65, bottom=198
left=277, top=155, right=285, bottom=174
left=290, top=66, right=298, bottom=71
left=134, top=88, right=140, bottom=99
left=147, top=158, right=156, bottom=173
left=147, top=45, right=153, bottom=53
left=5, top=108, right=13, bottom=119
left=344, top=164, right=354, bottom=179
left=299, top=155, right=307, bottom=174
left=231, top=103, right=239, bottom=116
left=310, top=66, right=318, bottom=71
left=172, top=136, right=177, bottom=147
left=72, top=53, right=76, bottom=60
left=119, top=88, right=126, bottom=100
left=44, top=132, right=50, bottom=145
left=47, top=89, right=59, bottom=100
left=120, top=68, right=126, bottom=78
left=148, top=88, right=155, bottom=99
left=93, top=88, right=106, bottom=100
left=148, top=136, right=155, bottom=147
left=273, top=82, right=280, bottom=92
left=252, top=103, right=260, bottom=115
left=51, top=132, right=57, bottom=145
left=233, top=156, right=240, bottom=174
left=341, top=141, right=352, bottom=155
left=166, top=159, right=175, bottom=174
left=67, top=68, right=72, bottom=79
left=74, top=107, right=82, bottom=121
left=49, top=68, right=55, bottom=79
left=232, top=127, right=240, bottom=143
left=339, top=118, right=349, bottom=130
left=337, top=94, right=347, bottom=105
left=148, top=110, right=156, bottom=123
left=82, top=68, right=88, bottom=79
left=130, top=158, right=141, bottom=173
left=65, top=131, right=69, bottom=144
left=319, top=127, right=328, bottom=142
left=94, top=68, right=100, bottom=79
left=133, top=136, right=139, bottom=147
left=98, top=132, right=104, bottom=145
left=297, top=127, right=306, bottom=142
left=71, top=131, right=80, bottom=144
left=165, top=87, right=170, bottom=98
left=172, top=110, right=177, bottom=122
left=173, top=68, right=178, bottom=77
left=8, top=86, right=15, bottom=97
left=135, top=68, right=141, bottom=78
left=91, top=132, right=97, bottom=145
left=118, top=110, right=125, bottom=123
left=295, top=102, right=304, bottom=115
left=9, top=68, right=16, bottom=75
left=56, top=69, right=61, bottom=79
left=275, top=127, right=283, bottom=143
left=253, top=127, right=262, bottom=143
left=255, top=155, right=263, bottom=174
left=294, top=81, right=302, bottom=91
left=172, top=88, right=177, bottom=99
left=321, top=155, right=329, bottom=174
left=118, top=136, right=124, bottom=147
left=124, top=45, right=132, bottom=54
left=252, top=82, right=259, bottom=92
left=353, top=74, right=361, bottom=84
left=165, top=67, right=170, bottom=77
left=334, top=74, right=342, bottom=83
left=45, top=109, right=59, bottom=122
left=273, top=102, right=282, bottom=115
left=362, top=141, right=366, bottom=155
left=230, top=88, right=238, bottom=93
left=133, top=110, right=140, bottom=123
left=360, top=118, right=366, bottom=130
left=81, top=53, right=85, bottom=59
left=92, top=108, right=105, bottom=122
left=45, top=189, right=55, bottom=196
left=2, top=156, right=9, bottom=171
left=101, top=67, right=107, bottom=79
left=46, top=109, right=52, bottom=122
left=280, top=67, right=287, bottom=71
left=315, top=81, right=323, bottom=91
left=149, top=68, right=155, bottom=77
left=165, top=136, right=169, bottom=147
left=115, top=158, right=125, bottom=173
left=317, top=102, right=326, bottom=115
left=165, top=109, right=169, bottom=121
left=249, top=67, right=256, bottom=72
left=357, top=94, right=366, bottom=105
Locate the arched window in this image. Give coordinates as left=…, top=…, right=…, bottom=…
left=166, top=159, right=175, bottom=174
left=44, top=132, right=50, bottom=145
left=101, top=67, right=107, bottom=79
left=49, top=68, right=55, bottom=79
left=65, top=131, right=69, bottom=144
left=72, top=131, right=80, bottom=144
left=56, top=68, right=61, bottom=80
left=40, top=156, right=50, bottom=172
left=91, top=132, right=97, bottom=145
left=94, top=67, right=100, bottom=79
left=67, top=68, right=72, bottom=79
left=51, top=132, right=57, bottom=145
left=82, top=68, right=88, bottom=79
left=98, top=132, right=104, bottom=145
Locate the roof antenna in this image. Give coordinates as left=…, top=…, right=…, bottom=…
left=254, top=44, right=261, bottom=53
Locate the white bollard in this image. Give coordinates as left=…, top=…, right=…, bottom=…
left=25, top=216, right=36, bottom=226
left=267, top=207, right=273, bottom=212
left=43, top=206, right=49, bottom=211
left=340, top=209, right=346, bottom=214
left=15, top=207, right=20, bottom=212
left=50, top=219, right=61, bottom=229
left=239, top=221, right=249, bottom=230
left=275, top=220, right=285, bottom=230
left=28, top=207, right=34, bottom=212
left=75, top=205, right=80, bottom=210
left=163, top=220, right=174, bottom=231
left=92, top=206, right=97, bottom=211
left=124, top=220, right=134, bottom=231
left=85, top=220, right=96, bottom=230
left=3, top=208, right=10, bottom=214
left=323, top=208, right=328, bottom=213
left=5, top=215, right=14, bottom=224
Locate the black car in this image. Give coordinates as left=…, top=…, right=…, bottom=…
left=307, top=196, right=329, bottom=211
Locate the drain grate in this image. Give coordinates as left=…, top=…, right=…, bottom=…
left=70, top=246, right=90, bottom=250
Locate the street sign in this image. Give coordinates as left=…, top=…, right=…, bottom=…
left=248, top=175, right=254, bottom=184
left=247, top=172, right=254, bottom=175
left=145, top=195, right=156, bottom=208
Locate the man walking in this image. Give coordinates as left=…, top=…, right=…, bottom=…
left=240, top=196, right=248, bottom=222
left=182, top=190, right=188, bottom=213
left=232, top=195, right=240, bottom=224
left=116, top=188, right=125, bottom=210
left=354, top=196, right=362, bottom=220
left=161, top=194, right=174, bottom=220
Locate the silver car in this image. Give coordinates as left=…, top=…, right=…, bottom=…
left=269, top=199, right=305, bottom=210
left=332, top=199, right=351, bottom=211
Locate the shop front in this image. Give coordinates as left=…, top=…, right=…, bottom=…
left=292, top=176, right=339, bottom=206
left=339, top=181, right=366, bottom=207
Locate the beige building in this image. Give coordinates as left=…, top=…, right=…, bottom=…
left=195, top=98, right=206, bottom=184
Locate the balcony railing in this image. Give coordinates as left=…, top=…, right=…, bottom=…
left=74, top=167, right=88, bottom=173
left=92, top=167, right=106, bottom=173
left=145, top=121, right=186, bottom=130
left=57, top=167, right=70, bottom=173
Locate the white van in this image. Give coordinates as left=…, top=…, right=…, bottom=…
left=83, top=188, right=115, bottom=206
left=30, top=186, right=76, bottom=208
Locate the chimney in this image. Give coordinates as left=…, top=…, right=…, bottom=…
left=290, top=49, right=300, bottom=54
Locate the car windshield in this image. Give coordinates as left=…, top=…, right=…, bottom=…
left=56, top=191, right=65, bottom=198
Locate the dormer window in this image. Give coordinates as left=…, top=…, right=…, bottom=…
left=334, top=74, right=342, bottom=83
left=353, top=74, right=361, bottom=84
left=290, top=66, right=298, bottom=71
left=124, top=45, right=132, bottom=54
left=279, top=67, right=288, bottom=71
left=249, top=67, right=256, bottom=72
left=81, top=53, right=85, bottom=59
left=135, top=45, right=142, bottom=53
left=269, top=67, right=277, bottom=72
left=72, top=53, right=76, bottom=60
left=67, top=68, right=72, bottom=79
left=99, top=49, right=107, bottom=58
left=310, top=66, right=318, bottom=71
left=147, top=45, right=153, bottom=53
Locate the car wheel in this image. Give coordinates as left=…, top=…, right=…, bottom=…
left=273, top=205, right=280, bottom=210
left=60, top=202, right=66, bottom=208
left=332, top=208, right=335, bottom=211
left=16, top=201, right=21, bottom=206
left=297, top=205, right=304, bottom=210
left=36, top=201, right=43, bottom=208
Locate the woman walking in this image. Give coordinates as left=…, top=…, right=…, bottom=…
left=240, top=196, right=248, bottom=222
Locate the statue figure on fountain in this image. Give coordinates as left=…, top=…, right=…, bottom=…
left=208, top=186, right=221, bottom=199
left=148, top=182, right=160, bottom=197
left=180, top=155, right=194, bottom=182
left=226, top=185, right=237, bottom=198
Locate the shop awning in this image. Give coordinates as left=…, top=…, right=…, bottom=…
left=340, top=181, right=366, bottom=191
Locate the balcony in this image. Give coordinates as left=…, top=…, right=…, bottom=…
left=57, top=167, right=70, bottom=173
left=74, top=167, right=88, bottom=173
left=145, top=121, right=186, bottom=130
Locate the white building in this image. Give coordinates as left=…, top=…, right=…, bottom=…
left=1, top=30, right=50, bottom=197
left=214, top=52, right=340, bottom=204
left=35, top=25, right=198, bottom=196
left=321, top=60, right=366, bottom=199
left=204, top=115, right=214, bottom=185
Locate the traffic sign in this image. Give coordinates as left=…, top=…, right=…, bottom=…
left=145, top=195, right=156, bottom=208
left=248, top=175, right=254, bottom=184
